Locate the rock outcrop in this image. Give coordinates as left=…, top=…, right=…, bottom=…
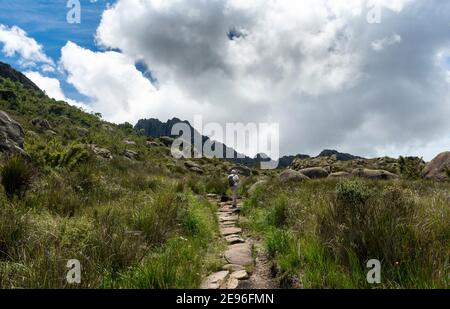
left=0, top=61, right=41, bottom=91
left=31, top=118, right=52, bottom=131
left=328, top=171, right=351, bottom=178
left=0, top=110, right=28, bottom=157
left=229, top=165, right=252, bottom=177
left=352, top=168, right=399, bottom=180
left=279, top=169, right=310, bottom=183
left=298, top=167, right=329, bottom=179
left=423, top=152, right=450, bottom=181
left=185, top=160, right=204, bottom=174
left=90, top=145, right=113, bottom=160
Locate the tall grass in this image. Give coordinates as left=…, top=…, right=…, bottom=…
left=1, top=155, right=34, bottom=198
left=243, top=178, right=450, bottom=288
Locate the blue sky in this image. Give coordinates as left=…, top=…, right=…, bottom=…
left=0, top=0, right=110, bottom=101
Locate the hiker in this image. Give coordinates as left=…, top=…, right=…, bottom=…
left=228, top=169, right=240, bottom=208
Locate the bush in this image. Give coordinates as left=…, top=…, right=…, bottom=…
left=1, top=155, right=34, bottom=198
left=204, top=174, right=228, bottom=195
left=132, top=189, right=186, bottom=246
left=31, top=140, right=91, bottom=169
left=335, top=180, right=372, bottom=207
left=399, top=156, right=425, bottom=180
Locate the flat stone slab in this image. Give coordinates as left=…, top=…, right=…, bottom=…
left=226, top=278, right=240, bottom=289
left=222, top=264, right=246, bottom=272
left=224, top=243, right=253, bottom=266
left=225, top=235, right=245, bottom=244
left=219, top=215, right=239, bottom=222
left=231, top=270, right=249, bottom=280
left=220, top=227, right=242, bottom=236
left=201, top=270, right=229, bottom=289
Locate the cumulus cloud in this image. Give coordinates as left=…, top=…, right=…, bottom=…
left=59, top=41, right=215, bottom=124
left=89, top=0, right=450, bottom=159
left=0, top=0, right=445, bottom=159
left=0, top=24, right=54, bottom=70
left=25, top=71, right=88, bottom=110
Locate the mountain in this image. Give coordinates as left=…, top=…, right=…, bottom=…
left=317, top=149, right=364, bottom=161
left=278, top=154, right=311, bottom=168
left=136, top=118, right=311, bottom=168
left=0, top=61, right=41, bottom=91
left=136, top=117, right=263, bottom=167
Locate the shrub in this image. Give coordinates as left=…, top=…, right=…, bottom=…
left=398, top=156, right=425, bottom=180
left=132, top=189, right=186, bottom=245
left=71, top=163, right=98, bottom=193
left=1, top=155, right=34, bottom=198
left=335, top=180, right=372, bottom=207
left=204, top=174, right=228, bottom=195
left=185, top=176, right=205, bottom=195
left=31, top=140, right=90, bottom=169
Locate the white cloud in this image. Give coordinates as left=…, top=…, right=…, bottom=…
left=52, top=0, right=450, bottom=160
left=371, top=34, right=402, bottom=51
left=0, top=24, right=54, bottom=70
left=25, top=71, right=88, bottom=110
left=59, top=41, right=214, bottom=124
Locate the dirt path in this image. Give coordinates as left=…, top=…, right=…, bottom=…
left=201, top=194, right=277, bottom=289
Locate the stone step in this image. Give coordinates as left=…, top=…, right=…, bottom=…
left=219, top=215, right=239, bottom=222
left=222, top=264, right=246, bottom=272
left=224, top=243, right=253, bottom=266
left=225, top=235, right=245, bottom=244
left=220, top=227, right=242, bottom=236
left=230, top=270, right=249, bottom=280
left=226, top=278, right=240, bottom=289
left=201, top=270, right=229, bottom=289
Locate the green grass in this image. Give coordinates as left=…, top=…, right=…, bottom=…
left=0, top=78, right=225, bottom=288
left=242, top=177, right=450, bottom=288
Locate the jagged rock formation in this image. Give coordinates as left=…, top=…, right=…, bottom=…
left=136, top=117, right=310, bottom=169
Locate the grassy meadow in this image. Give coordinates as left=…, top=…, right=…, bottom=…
left=241, top=177, right=449, bottom=288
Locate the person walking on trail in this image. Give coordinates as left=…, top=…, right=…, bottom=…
left=228, top=170, right=240, bottom=208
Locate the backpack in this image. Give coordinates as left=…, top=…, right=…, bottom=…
left=228, top=175, right=236, bottom=187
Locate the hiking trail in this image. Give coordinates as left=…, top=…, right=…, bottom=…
left=201, top=194, right=277, bottom=289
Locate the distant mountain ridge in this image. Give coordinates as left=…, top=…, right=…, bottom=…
left=135, top=118, right=363, bottom=168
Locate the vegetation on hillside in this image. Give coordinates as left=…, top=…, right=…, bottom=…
left=0, top=77, right=230, bottom=288
left=241, top=177, right=449, bottom=288
left=0, top=76, right=448, bottom=289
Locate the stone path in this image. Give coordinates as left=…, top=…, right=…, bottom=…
left=201, top=194, right=277, bottom=289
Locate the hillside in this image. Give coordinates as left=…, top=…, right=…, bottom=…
left=0, top=62, right=246, bottom=288
left=0, top=62, right=448, bottom=289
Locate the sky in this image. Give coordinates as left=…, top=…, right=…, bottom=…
left=0, top=0, right=449, bottom=160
